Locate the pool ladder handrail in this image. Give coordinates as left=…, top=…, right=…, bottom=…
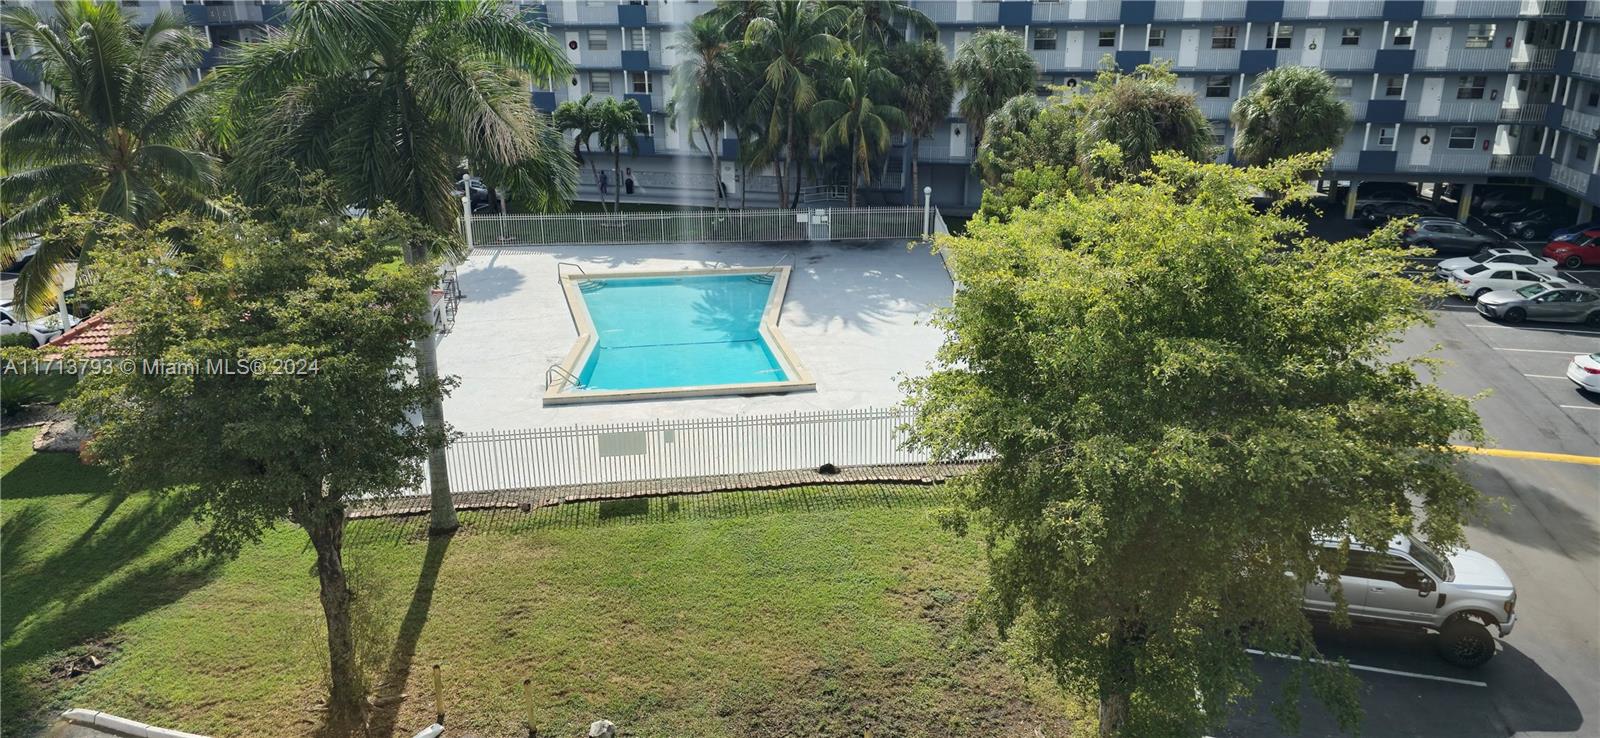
left=556, top=262, right=587, bottom=285
left=546, top=363, right=583, bottom=391
left=756, top=252, right=793, bottom=283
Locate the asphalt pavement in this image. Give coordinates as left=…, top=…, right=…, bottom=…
left=1223, top=280, right=1600, bottom=737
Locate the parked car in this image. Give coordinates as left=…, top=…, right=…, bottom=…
left=1402, top=218, right=1512, bottom=255
left=1543, top=230, right=1600, bottom=269
left=1359, top=198, right=1437, bottom=226
left=1436, top=247, right=1557, bottom=275
left=1476, top=282, right=1600, bottom=326
left=1469, top=186, right=1534, bottom=213
left=1302, top=535, right=1516, bottom=667
left=1447, top=264, right=1556, bottom=301
left=1567, top=353, right=1600, bottom=394
left=0, top=302, right=77, bottom=347
left=1550, top=219, right=1600, bottom=243
left=1497, top=207, right=1580, bottom=240
left=451, top=176, right=496, bottom=213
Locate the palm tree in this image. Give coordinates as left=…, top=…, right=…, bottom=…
left=0, top=0, right=219, bottom=317
left=1077, top=62, right=1214, bottom=178
left=742, top=0, right=846, bottom=208
left=669, top=15, right=740, bottom=210
left=1231, top=65, right=1351, bottom=166
left=212, top=4, right=574, bottom=722
left=951, top=29, right=1036, bottom=152
left=555, top=94, right=610, bottom=212
left=829, top=0, right=935, bottom=51
left=812, top=53, right=905, bottom=207
left=591, top=97, right=646, bottom=213
left=887, top=40, right=954, bottom=199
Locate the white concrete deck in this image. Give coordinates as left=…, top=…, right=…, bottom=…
left=436, top=239, right=953, bottom=432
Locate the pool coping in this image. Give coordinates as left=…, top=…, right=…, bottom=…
left=543, top=266, right=817, bottom=406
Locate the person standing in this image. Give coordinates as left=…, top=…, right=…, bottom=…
left=598, top=170, right=609, bottom=196
left=624, top=167, right=635, bottom=195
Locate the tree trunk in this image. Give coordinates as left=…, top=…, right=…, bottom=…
left=305, top=501, right=367, bottom=732
left=405, top=241, right=457, bottom=534
left=910, top=137, right=922, bottom=203
left=1097, top=621, right=1139, bottom=738
left=1098, top=692, right=1129, bottom=738
left=612, top=148, right=621, bottom=213
left=701, top=125, right=722, bottom=212
left=786, top=107, right=801, bottom=209
left=848, top=136, right=857, bottom=208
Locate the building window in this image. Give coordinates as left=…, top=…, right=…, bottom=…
left=1270, top=24, right=1293, bottom=49
left=1098, top=29, right=1117, bottom=47
left=643, top=114, right=656, bottom=136
left=1384, top=76, right=1404, bottom=97
left=1579, top=143, right=1591, bottom=162
left=589, top=71, right=611, bottom=94
left=1465, top=23, right=1495, bottom=49
left=1393, top=24, right=1413, bottom=47
left=629, top=70, right=650, bottom=93
left=1211, top=123, right=1227, bottom=146
left=1455, top=75, right=1487, bottom=100
left=1341, top=27, right=1361, bottom=46
left=1213, top=25, right=1238, bottom=49
left=1033, top=28, right=1057, bottom=51
left=1333, top=78, right=1353, bottom=97
left=587, top=29, right=608, bottom=51
left=1378, top=127, right=1395, bottom=146
left=1148, top=28, right=1166, bottom=47
left=1587, top=91, right=1599, bottom=108
left=1447, top=126, right=1477, bottom=149
left=625, top=28, right=648, bottom=51
left=1034, top=75, right=1055, bottom=96
left=0, top=32, right=11, bottom=60
left=1205, top=75, right=1231, bottom=97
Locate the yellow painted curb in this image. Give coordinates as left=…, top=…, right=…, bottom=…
left=1451, top=445, right=1600, bottom=467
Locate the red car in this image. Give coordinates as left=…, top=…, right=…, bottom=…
left=1543, top=229, right=1600, bottom=269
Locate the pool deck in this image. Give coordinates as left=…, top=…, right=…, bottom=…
left=436, top=239, right=954, bottom=431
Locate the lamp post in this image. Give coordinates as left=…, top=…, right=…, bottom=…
left=922, top=186, right=933, bottom=239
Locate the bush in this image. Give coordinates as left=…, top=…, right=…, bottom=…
left=0, top=334, right=37, bottom=348
left=1, top=375, right=45, bottom=418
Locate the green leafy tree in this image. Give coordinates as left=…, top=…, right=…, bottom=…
left=887, top=40, right=955, bottom=199
left=592, top=97, right=647, bottom=213
left=742, top=0, right=846, bottom=208
left=0, top=0, right=220, bottom=317
left=669, top=15, right=741, bottom=210
left=811, top=53, right=905, bottom=206
left=1231, top=66, right=1352, bottom=166
left=214, top=0, right=576, bottom=533
left=65, top=201, right=451, bottom=732
left=973, top=92, right=1042, bottom=185
left=951, top=30, right=1036, bottom=151
left=905, top=153, right=1482, bottom=738
left=1077, top=60, right=1215, bottom=177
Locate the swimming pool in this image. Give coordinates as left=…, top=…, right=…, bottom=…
left=545, top=267, right=815, bottom=404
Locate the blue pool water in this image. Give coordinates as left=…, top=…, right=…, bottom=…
left=575, top=274, right=789, bottom=390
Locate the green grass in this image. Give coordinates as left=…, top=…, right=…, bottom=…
left=1, top=428, right=1086, bottom=737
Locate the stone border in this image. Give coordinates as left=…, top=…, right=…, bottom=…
left=350, top=462, right=980, bottom=519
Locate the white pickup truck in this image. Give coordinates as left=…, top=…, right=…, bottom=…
left=1303, top=535, right=1517, bottom=667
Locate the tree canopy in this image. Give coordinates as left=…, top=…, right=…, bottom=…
left=905, top=153, right=1483, bottom=737
left=951, top=30, right=1036, bottom=150
left=1232, top=66, right=1352, bottom=167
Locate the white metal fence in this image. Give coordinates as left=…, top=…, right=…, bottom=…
left=444, top=407, right=948, bottom=493
left=466, top=207, right=929, bottom=247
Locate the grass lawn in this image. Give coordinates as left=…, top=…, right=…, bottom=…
left=0, top=428, right=1087, bottom=737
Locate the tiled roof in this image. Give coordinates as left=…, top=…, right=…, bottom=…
left=45, top=311, right=117, bottom=358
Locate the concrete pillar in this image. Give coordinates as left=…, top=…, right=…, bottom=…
left=1432, top=183, right=1443, bottom=203
left=1580, top=201, right=1595, bottom=222
left=1457, top=183, right=1473, bottom=222
left=1345, top=181, right=1360, bottom=220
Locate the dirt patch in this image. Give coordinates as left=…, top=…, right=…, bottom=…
left=45, top=636, right=120, bottom=685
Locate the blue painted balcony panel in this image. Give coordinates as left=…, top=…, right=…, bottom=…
left=1120, top=1, right=1156, bottom=23
left=1374, top=50, right=1416, bottom=75
left=1115, top=51, right=1151, bottom=71
left=1358, top=150, right=1398, bottom=173
left=618, top=4, right=647, bottom=27
left=1239, top=50, right=1276, bottom=74
left=1366, top=99, right=1406, bottom=124
left=997, top=1, right=1031, bottom=25
left=621, top=50, right=650, bottom=71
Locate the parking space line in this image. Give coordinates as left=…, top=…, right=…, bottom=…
left=1451, top=445, right=1600, bottom=465
left=1467, top=324, right=1600, bottom=337
left=1523, top=374, right=1567, bottom=379
left=1492, top=347, right=1588, bottom=355
left=1244, top=648, right=1488, bottom=687
left=1558, top=405, right=1600, bottom=412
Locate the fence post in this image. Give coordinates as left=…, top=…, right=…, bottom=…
left=922, top=187, right=933, bottom=239
left=460, top=174, right=475, bottom=251
left=523, top=678, right=537, bottom=738
left=433, top=663, right=446, bottom=725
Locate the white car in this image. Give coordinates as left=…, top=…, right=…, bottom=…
left=1568, top=353, right=1600, bottom=394
left=1448, top=264, right=1556, bottom=301
left=1437, top=248, right=1559, bottom=275
left=0, top=303, right=77, bottom=347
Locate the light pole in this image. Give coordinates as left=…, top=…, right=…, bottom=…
left=460, top=172, right=476, bottom=250
left=922, top=186, right=933, bottom=239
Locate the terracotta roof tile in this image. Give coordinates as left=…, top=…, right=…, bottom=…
left=45, top=311, right=117, bottom=358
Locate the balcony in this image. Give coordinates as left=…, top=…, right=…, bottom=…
left=1329, top=151, right=1361, bottom=170
left=1280, top=0, right=1384, bottom=17
left=1573, top=52, right=1600, bottom=79
left=1396, top=153, right=1491, bottom=174
left=1519, top=0, right=1568, bottom=15
left=1509, top=47, right=1557, bottom=72
left=1150, top=48, right=1241, bottom=70
left=1030, top=0, right=1121, bottom=22
left=916, top=2, right=1001, bottom=24
left=1489, top=154, right=1535, bottom=175
left=1316, top=47, right=1377, bottom=71
left=915, top=140, right=972, bottom=162
left=542, top=1, right=627, bottom=25
left=198, top=3, right=266, bottom=25
left=1497, top=104, right=1547, bottom=124
left=1152, top=0, right=1246, bottom=19
left=1197, top=96, right=1235, bottom=119
left=1563, top=109, right=1600, bottom=138
left=1403, top=100, right=1504, bottom=122
left=1346, top=99, right=1368, bottom=119
left=1418, top=47, right=1513, bottom=71
left=1421, top=0, right=1521, bottom=15
left=573, top=49, right=622, bottom=68
left=1550, top=162, right=1591, bottom=193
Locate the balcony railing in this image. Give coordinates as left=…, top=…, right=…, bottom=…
left=1316, top=48, right=1377, bottom=71
left=1422, top=0, right=1522, bottom=15
left=1396, top=153, right=1491, bottom=173
left=1345, top=99, right=1368, bottom=119
left=1150, top=48, right=1241, bottom=70
left=1418, top=47, right=1513, bottom=71
left=1573, top=52, right=1600, bottom=79
left=1550, top=163, right=1591, bottom=193
left=1153, top=0, right=1246, bottom=19
left=1498, top=104, right=1547, bottom=123
left=1197, top=96, right=1235, bottom=119
left=1489, top=155, right=1535, bottom=174
left=914, top=140, right=972, bottom=162
left=1329, top=151, right=1361, bottom=170
left=1031, top=1, right=1121, bottom=22
left=1562, top=108, right=1600, bottom=138
left=916, top=2, right=1001, bottom=24
left=1404, top=100, right=1504, bottom=122
left=1509, top=47, right=1557, bottom=72
left=1280, top=0, right=1384, bottom=17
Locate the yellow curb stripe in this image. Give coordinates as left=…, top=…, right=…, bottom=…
left=1451, top=445, right=1600, bottom=467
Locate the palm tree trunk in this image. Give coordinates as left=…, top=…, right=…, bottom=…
left=910, top=137, right=922, bottom=202
left=849, top=136, right=858, bottom=208
left=405, top=241, right=458, bottom=534
left=612, top=148, right=621, bottom=213
left=701, top=125, right=722, bottom=212
left=304, top=501, right=366, bottom=732
left=787, top=107, right=801, bottom=209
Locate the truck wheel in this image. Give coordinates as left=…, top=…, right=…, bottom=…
left=1437, top=619, right=1495, bottom=667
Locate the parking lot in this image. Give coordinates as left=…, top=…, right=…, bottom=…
left=1224, top=212, right=1600, bottom=736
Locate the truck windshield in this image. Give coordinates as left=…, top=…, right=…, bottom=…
left=1408, top=537, right=1454, bottom=582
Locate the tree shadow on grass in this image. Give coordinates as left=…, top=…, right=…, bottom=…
left=362, top=532, right=453, bottom=738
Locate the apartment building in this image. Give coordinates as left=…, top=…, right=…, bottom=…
left=4, top=0, right=1597, bottom=218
